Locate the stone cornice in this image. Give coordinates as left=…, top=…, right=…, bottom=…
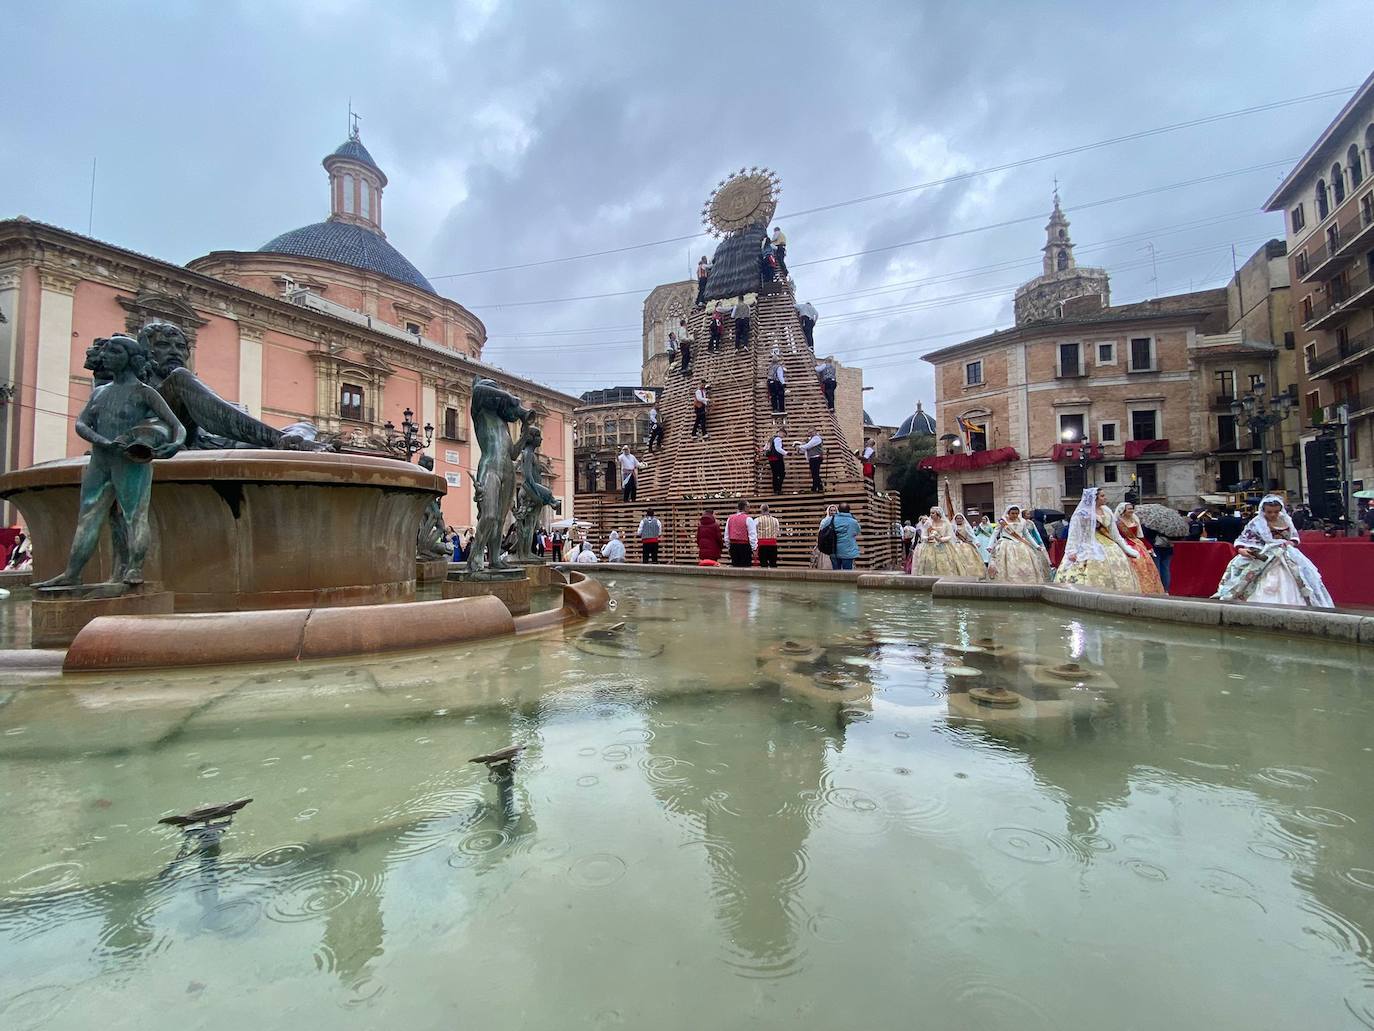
left=38, top=268, right=80, bottom=295
left=0, top=219, right=579, bottom=411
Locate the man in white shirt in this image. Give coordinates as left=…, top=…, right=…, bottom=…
left=771, top=227, right=787, bottom=279
left=692, top=382, right=709, bottom=438
left=647, top=406, right=663, bottom=453
left=795, top=430, right=823, bottom=493
left=767, top=358, right=787, bottom=413
left=617, top=446, right=642, bottom=503
left=797, top=301, right=818, bottom=349
left=765, top=431, right=786, bottom=493
left=731, top=297, right=752, bottom=350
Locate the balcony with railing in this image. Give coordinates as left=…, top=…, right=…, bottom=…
left=1338, top=199, right=1374, bottom=261
left=1307, top=325, right=1374, bottom=377
left=1302, top=213, right=1356, bottom=282
left=1304, top=261, right=1374, bottom=331
left=1210, top=393, right=1235, bottom=410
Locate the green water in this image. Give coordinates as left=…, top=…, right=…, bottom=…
left=0, top=577, right=1371, bottom=1030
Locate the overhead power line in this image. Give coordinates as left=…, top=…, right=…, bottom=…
left=467, top=159, right=1290, bottom=310
left=426, top=86, right=1349, bottom=282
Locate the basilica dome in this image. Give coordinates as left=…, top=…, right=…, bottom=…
left=258, top=220, right=435, bottom=294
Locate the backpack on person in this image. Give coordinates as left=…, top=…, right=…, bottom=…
left=818, top=520, right=838, bottom=556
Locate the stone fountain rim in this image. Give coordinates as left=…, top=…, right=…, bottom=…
left=0, top=449, right=445, bottom=497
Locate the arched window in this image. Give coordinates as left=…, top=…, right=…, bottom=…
left=1056, top=249, right=1069, bottom=271
left=360, top=178, right=371, bottom=220
left=604, top=418, right=618, bottom=445
left=583, top=419, right=596, bottom=445
left=1350, top=144, right=1364, bottom=188
left=1317, top=179, right=1329, bottom=221
left=343, top=173, right=355, bottom=214
left=1332, top=163, right=1346, bottom=205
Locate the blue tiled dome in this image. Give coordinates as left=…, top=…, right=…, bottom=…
left=891, top=400, right=936, bottom=441
left=259, top=221, right=436, bottom=295
left=329, top=137, right=382, bottom=175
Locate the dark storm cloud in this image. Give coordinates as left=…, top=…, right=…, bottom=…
left=1, top=0, right=1369, bottom=421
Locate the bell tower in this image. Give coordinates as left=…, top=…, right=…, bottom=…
left=1042, top=191, right=1075, bottom=276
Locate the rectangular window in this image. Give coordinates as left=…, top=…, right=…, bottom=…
left=1103, top=464, right=1119, bottom=484
left=1130, top=409, right=1158, bottom=441
left=1296, top=251, right=1310, bottom=277
left=1063, top=464, right=1086, bottom=499
left=1129, top=337, right=1154, bottom=372
left=340, top=383, right=364, bottom=421
left=406, top=322, right=422, bottom=335
left=1251, top=460, right=1265, bottom=483
left=1363, top=193, right=1374, bottom=227
left=965, top=360, right=983, bottom=386
left=1099, top=421, right=1118, bottom=443
left=1214, top=369, right=1235, bottom=401
left=1058, top=342, right=1082, bottom=377
left=1217, top=414, right=1237, bottom=450
left=1135, top=463, right=1158, bottom=496
left=1305, top=390, right=1321, bottom=419
left=443, top=406, right=460, bottom=439
left=1058, top=413, right=1086, bottom=442
left=1301, top=296, right=1314, bottom=322
left=1096, top=341, right=1116, bottom=365
left=965, top=421, right=988, bottom=452
left=1291, top=204, right=1305, bottom=232
left=1219, top=459, right=1241, bottom=488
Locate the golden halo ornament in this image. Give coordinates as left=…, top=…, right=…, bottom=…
left=702, top=167, right=781, bottom=238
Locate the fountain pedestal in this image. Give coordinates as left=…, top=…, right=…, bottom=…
left=31, top=582, right=174, bottom=648
left=513, top=559, right=560, bottom=588
left=0, top=450, right=444, bottom=613
left=442, top=570, right=532, bottom=615
left=415, top=558, right=450, bottom=583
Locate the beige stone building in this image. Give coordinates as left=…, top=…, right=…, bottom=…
left=1265, top=71, right=1374, bottom=506
left=572, top=386, right=655, bottom=496
left=922, top=201, right=1296, bottom=513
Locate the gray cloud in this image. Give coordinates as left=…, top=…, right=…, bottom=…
left=2, top=0, right=1368, bottom=423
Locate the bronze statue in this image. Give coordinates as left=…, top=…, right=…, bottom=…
left=466, top=377, right=532, bottom=578
left=35, top=335, right=186, bottom=589
left=137, top=321, right=325, bottom=451
left=512, top=424, right=561, bottom=561
left=415, top=455, right=450, bottom=562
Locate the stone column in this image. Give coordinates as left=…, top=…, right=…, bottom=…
left=34, top=270, right=79, bottom=465
left=237, top=322, right=265, bottom=419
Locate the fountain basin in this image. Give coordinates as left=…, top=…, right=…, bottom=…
left=0, top=449, right=443, bottom=612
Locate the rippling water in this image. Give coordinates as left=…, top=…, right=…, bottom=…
left=0, top=578, right=1371, bottom=1030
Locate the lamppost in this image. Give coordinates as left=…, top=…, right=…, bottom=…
left=1229, top=377, right=1294, bottom=494
left=385, top=407, right=434, bottom=462
left=1061, top=427, right=1097, bottom=494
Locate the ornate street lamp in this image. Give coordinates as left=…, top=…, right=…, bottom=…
left=1061, top=426, right=1096, bottom=489
left=384, top=407, right=434, bottom=462
left=1229, top=377, right=1293, bottom=492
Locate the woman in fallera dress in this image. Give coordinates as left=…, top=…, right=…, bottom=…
left=1114, top=501, right=1166, bottom=595
left=987, top=504, right=1052, bottom=583
left=1054, top=487, right=1139, bottom=592
left=950, top=513, right=989, bottom=578
left=915, top=509, right=962, bottom=577
left=1213, top=495, right=1334, bottom=608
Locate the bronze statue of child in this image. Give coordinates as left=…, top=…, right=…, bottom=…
left=35, top=334, right=186, bottom=589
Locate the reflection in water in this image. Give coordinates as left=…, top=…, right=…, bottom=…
left=0, top=579, right=1372, bottom=1029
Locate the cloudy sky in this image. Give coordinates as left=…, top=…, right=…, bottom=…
left=3, top=1, right=1370, bottom=424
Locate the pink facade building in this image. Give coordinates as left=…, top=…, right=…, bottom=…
left=0, top=131, right=577, bottom=530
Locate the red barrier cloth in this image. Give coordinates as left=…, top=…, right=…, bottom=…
left=1169, top=539, right=1374, bottom=607
left=918, top=446, right=1020, bottom=473
left=1048, top=538, right=1066, bottom=567
left=1124, top=438, right=1170, bottom=460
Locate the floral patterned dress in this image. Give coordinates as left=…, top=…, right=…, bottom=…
left=1118, top=521, right=1165, bottom=594
left=1055, top=510, right=1139, bottom=592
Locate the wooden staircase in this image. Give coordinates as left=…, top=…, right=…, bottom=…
left=579, top=281, right=901, bottom=569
